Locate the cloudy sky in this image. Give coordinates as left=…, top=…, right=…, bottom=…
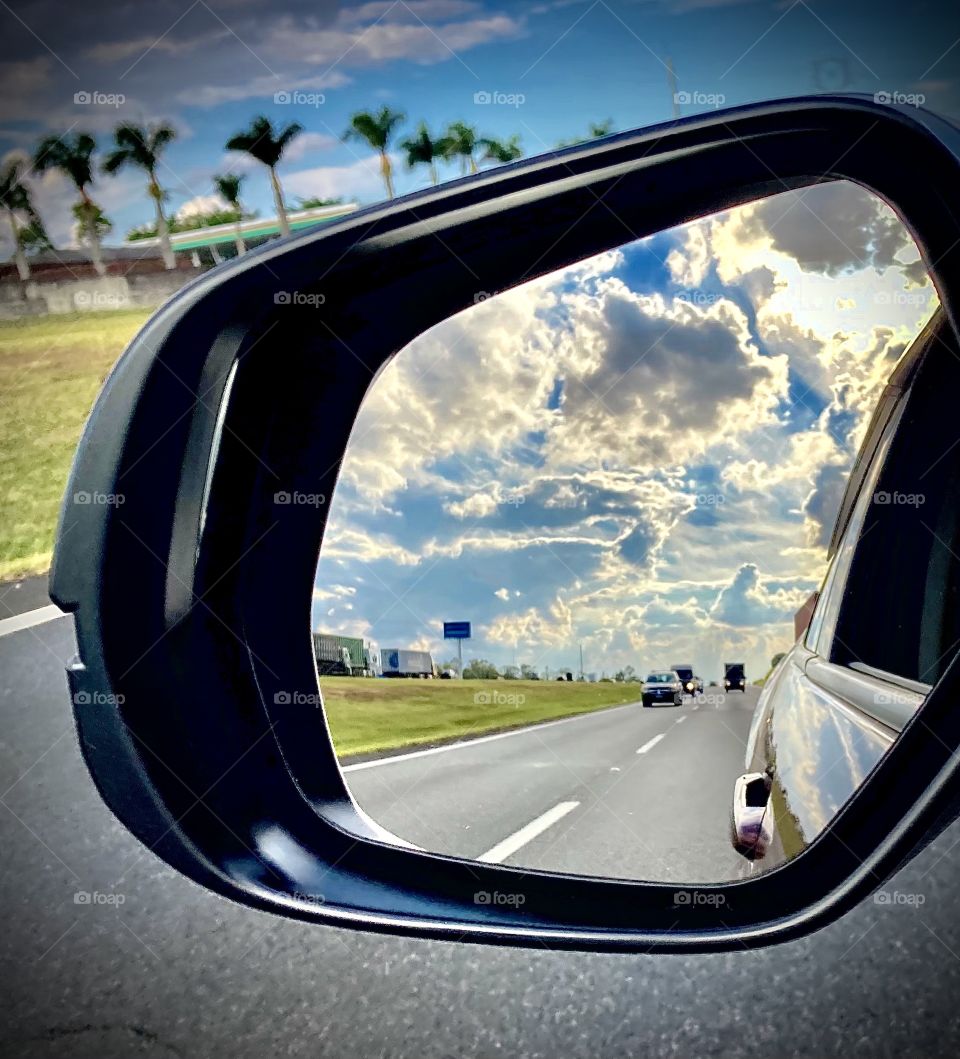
left=1, top=0, right=959, bottom=248
left=313, top=181, right=936, bottom=680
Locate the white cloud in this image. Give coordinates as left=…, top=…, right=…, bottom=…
left=282, top=154, right=388, bottom=203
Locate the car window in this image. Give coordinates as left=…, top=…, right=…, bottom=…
left=827, top=329, right=960, bottom=687
left=804, top=403, right=902, bottom=657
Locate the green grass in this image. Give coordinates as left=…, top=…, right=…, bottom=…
left=0, top=309, right=150, bottom=580
left=319, top=677, right=644, bottom=758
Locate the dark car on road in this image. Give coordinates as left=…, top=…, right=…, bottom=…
left=641, top=671, right=683, bottom=708
left=672, top=663, right=697, bottom=696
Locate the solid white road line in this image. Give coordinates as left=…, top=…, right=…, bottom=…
left=636, top=733, right=666, bottom=754
left=477, top=801, right=580, bottom=864
left=342, top=702, right=640, bottom=773
left=0, top=604, right=65, bottom=640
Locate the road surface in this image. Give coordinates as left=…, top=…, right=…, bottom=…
left=3, top=596, right=960, bottom=1057
left=344, top=690, right=758, bottom=883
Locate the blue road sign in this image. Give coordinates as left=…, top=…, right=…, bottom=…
left=443, top=621, right=471, bottom=640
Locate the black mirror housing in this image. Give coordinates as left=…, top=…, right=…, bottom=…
left=51, top=96, right=960, bottom=952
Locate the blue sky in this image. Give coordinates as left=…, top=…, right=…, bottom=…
left=313, top=181, right=936, bottom=680
left=1, top=0, right=959, bottom=245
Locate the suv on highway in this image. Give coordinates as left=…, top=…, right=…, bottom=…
left=641, top=671, right=683, bottom=708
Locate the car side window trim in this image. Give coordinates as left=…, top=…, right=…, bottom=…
left=804, top=656, right=925, bottom=733
left=807, top=399, right=904, bottom=660
left=826, top=309, right=940, bottom=560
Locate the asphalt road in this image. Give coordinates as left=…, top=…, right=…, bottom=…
left=345, top=690, right=758, bottom=883
left=4, top=608, right=960, bottom=1057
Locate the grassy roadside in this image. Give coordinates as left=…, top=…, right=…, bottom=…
left=319, top=677, right=644, bottom=758
left=0, top=310, right=150, bottom=581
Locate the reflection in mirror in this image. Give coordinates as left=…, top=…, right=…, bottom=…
left=312, top=180, right=939, bottom=884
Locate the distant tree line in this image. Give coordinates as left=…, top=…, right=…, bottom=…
left=1, top=111, right=614, bottom=280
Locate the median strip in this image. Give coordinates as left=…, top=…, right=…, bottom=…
left=477, top=801, right=580, bottom=864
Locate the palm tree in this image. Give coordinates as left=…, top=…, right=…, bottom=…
left=343, top=106, right=405, bottom=199
left=478, top=134, right=523, bottom=167
left=102, top=122, right=177, bottom=269
left=33, top=131, right=106, bottom=275
left=226, top=116, right=303, bottom=237
left=0, top=158, right=42, bottom=280
left=444, top=121, right=480, bottom=176
left=213, top=173, right=247, bottom=256
left=587, top=120, right=615, bottom=139
left=399, top=122, right=451, bottom=186
left=555, top=121, right=616, bottom=149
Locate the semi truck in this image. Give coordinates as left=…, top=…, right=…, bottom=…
left=380, top=648, right=435, bottom=678
left=313, top=633, right=379, bottom=677
left=724, top=661, right=746, bottom=692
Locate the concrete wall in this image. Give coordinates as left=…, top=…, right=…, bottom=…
left=0, top=269, right=201, bottom=320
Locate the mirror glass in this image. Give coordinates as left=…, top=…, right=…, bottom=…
left=312, top=180, right=938, bottom=883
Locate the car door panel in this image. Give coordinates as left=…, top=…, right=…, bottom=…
left=754, top=655, right=897, bottom=864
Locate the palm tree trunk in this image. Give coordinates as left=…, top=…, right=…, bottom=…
left=380, top=151, right=395, bottom=199
left=270, top=167, right=290, bottom=237
left=233, top=218, right=246, bottom=256
left=469, top=155, right=477, bottom=175
left=430, top=161, right=438, bottom=186
left=7, top=209, right=29, bottom=280
left=80, top=192, right=106, bottom=276
left=154, top=198, right=175, bottom=270
left=88, top=226, right=106, bottom=276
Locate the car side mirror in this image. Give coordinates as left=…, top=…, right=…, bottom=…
left=50, top=96, right=960, bottom=952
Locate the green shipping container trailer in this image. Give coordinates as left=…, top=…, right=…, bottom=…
left=313, top=633, right=375, bottom=676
